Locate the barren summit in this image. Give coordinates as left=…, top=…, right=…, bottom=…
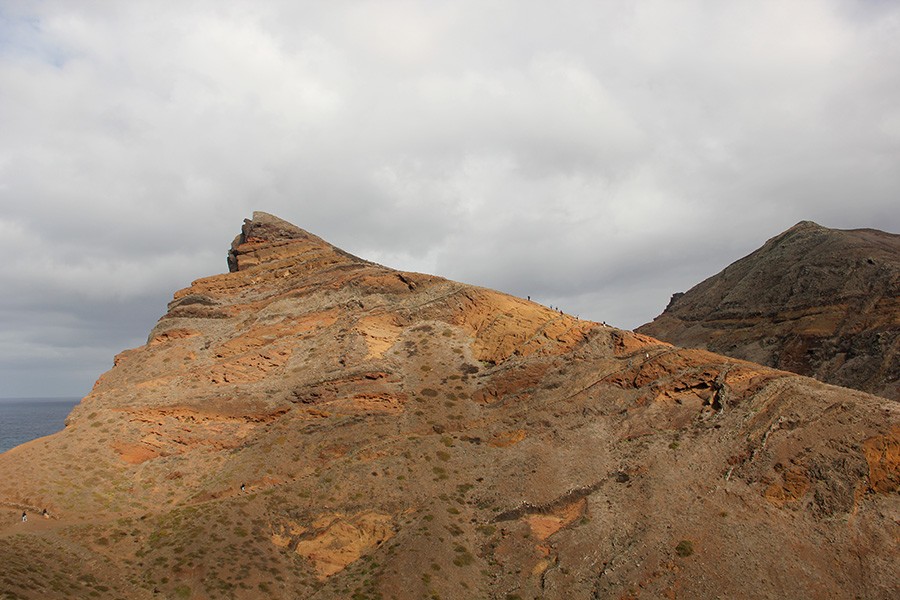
left=226, top=211, right=367, bottom=273
left=638, top=221, right=900, bottom=399
left=1, top=214, right=897, bottom=599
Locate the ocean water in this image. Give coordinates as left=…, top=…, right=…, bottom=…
left=0, top=397, right=80, bottom=454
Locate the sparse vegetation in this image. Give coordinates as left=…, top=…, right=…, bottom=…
left=675, top=540, right=694, bottom=557
left=452, top=545, right=475, bottom=566
left=1, top=213, right=893, bottom=600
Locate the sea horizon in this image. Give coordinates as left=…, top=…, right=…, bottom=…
left=0, top=395, right=82, bottom=400
left=0, top=396, right=81, bottom=454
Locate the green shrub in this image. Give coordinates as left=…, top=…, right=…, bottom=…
left=675, top=540, right=694, bottom=557
left=174, top=584, right=192, bottom=598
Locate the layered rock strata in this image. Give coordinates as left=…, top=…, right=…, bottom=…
left=0, top=213, right=897, bottom=599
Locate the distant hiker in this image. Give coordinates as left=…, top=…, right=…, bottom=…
left=527, top=295, right=531, bottom=301
left=240, top=483, right=246, bottom=492
left=21, top=511, right=26, bottom=523
left=42, top=508, right=49, bottom=519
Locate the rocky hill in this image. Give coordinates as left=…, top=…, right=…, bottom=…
left=639, top=221, right=900, bottom=400
left=1, top=213, right=897, bottom=599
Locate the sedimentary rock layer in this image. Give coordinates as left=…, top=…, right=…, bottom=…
left=1, top=213, right=896, bottom=599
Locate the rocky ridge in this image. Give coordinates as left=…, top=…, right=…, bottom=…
left=639, top=221, right=900, bottom=399
left=0, top=212, right=897, bottom=599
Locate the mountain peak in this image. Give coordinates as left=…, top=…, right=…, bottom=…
left=226, top=211, right=356, bottom=273
left=790, top=220, right=822, bottom=229
left=639, top=221, right=900, bottom=398
left=1, top=214, right=896, bottom=599
left=242, top=211, right=316, bottom=242
left=785, top=220, right=825, bottom=233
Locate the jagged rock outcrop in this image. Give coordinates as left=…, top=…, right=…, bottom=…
left=639, top=221, right=900, bottom=400
left=1, top=213, right=897, bottom=599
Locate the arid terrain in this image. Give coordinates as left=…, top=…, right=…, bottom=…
left=639, top=221, right=900, bottom=400
left=0, top=213, right=897, bottom=599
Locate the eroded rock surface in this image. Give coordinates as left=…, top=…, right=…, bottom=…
left=0, top=213, right=896, bottom=599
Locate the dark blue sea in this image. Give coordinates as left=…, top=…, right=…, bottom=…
left=0, top=397, right=80, bottom=454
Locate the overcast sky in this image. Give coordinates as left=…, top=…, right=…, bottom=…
left=1, top=1, right=898, bottom=397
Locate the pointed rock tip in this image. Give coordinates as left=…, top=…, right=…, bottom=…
left=243, top=211, right=318, bottom=242
left=227, top=212, right=333, bottom=272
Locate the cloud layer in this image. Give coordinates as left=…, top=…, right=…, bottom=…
left=2, top=0, right=899, bottom=396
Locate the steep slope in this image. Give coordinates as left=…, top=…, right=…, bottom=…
left=1, top=213, right=897, bottom=600
left=639, top=221, right=900, bottom=399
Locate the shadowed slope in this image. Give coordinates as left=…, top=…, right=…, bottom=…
left=639, top=221, right=900, bottom=399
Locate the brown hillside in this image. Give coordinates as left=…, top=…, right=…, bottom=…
left=638, top=221, right=900, bottom=400
left=1, top=212, right=897, bottom=599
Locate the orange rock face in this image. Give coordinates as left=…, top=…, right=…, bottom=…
left=0, top=212, right=896, bottom=600
left=864, top=427, right=900, bottom=494
left=292, top=511, right=395, bottom=579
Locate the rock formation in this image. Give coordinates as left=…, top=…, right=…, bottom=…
left=0, top=213, right=897, bottom=599
left=639, top=221, right=900, bottom=400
